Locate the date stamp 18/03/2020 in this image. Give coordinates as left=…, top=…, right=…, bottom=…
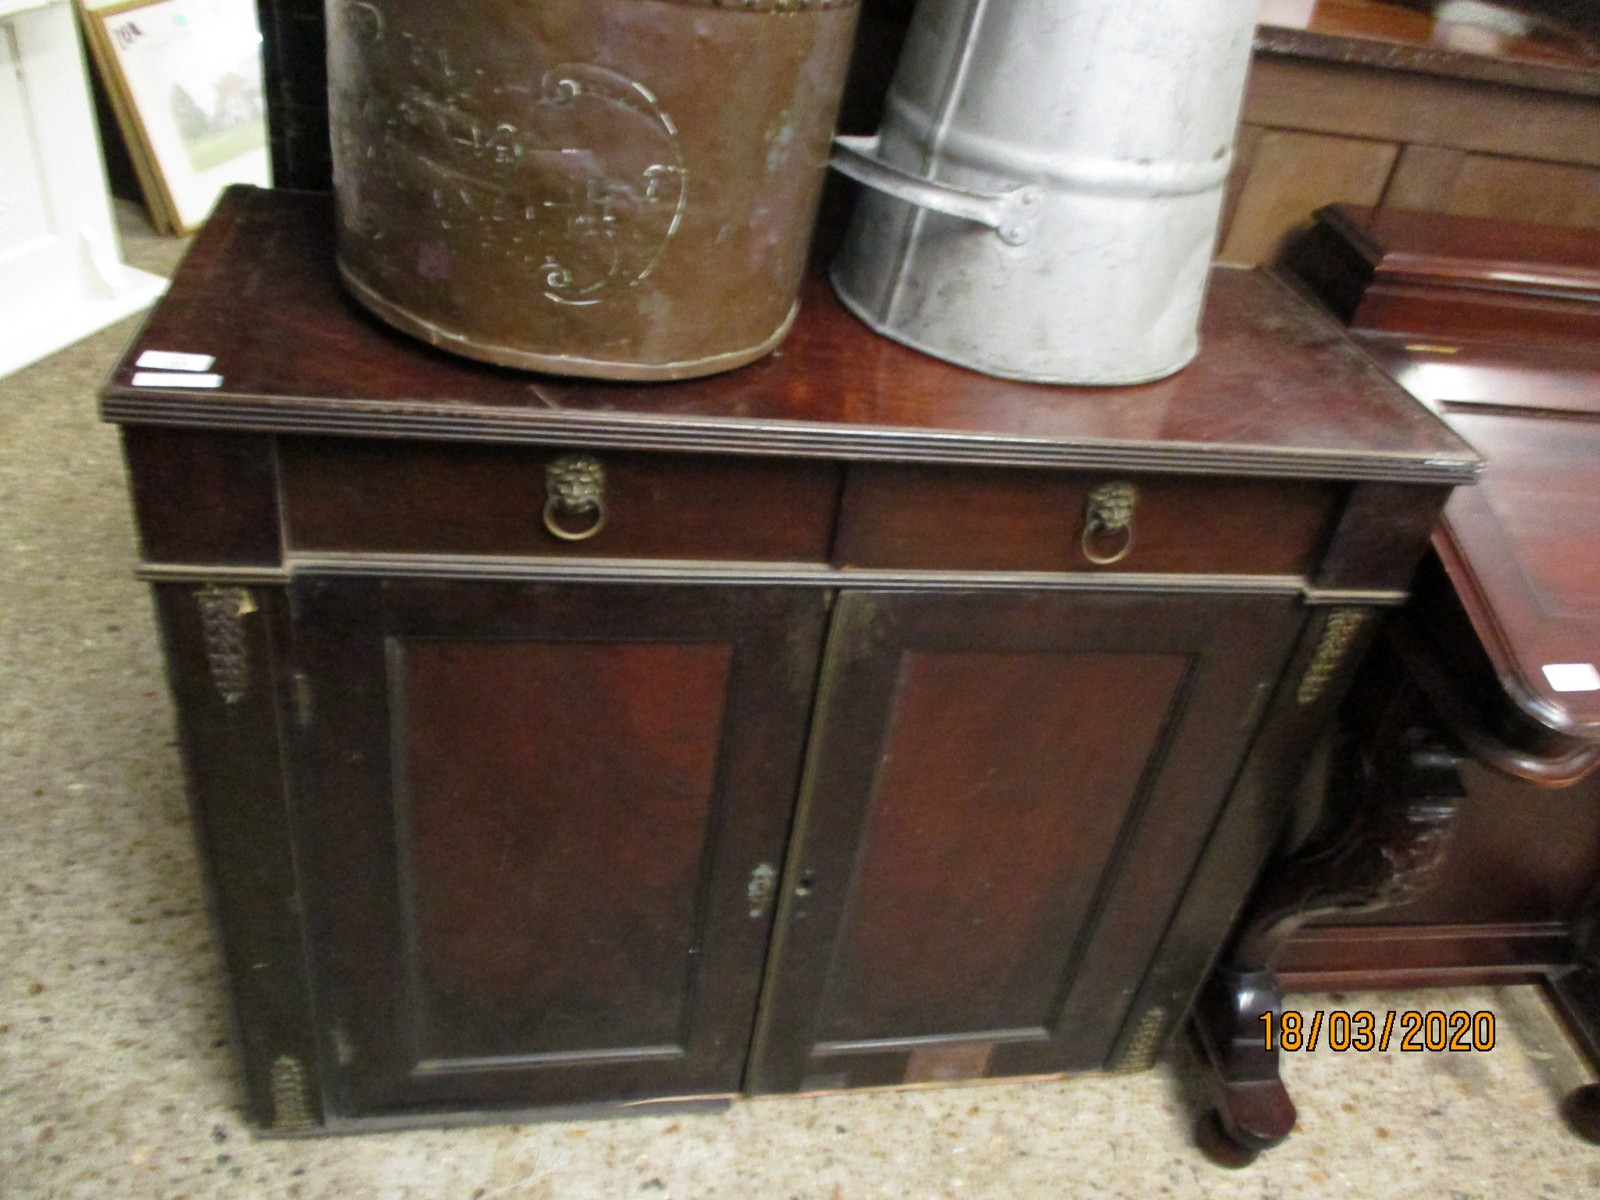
left=1261, top=1010, right=1496, bottom=1053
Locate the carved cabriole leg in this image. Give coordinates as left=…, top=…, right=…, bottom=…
left=1193, top=645, right=1466, bottom=1166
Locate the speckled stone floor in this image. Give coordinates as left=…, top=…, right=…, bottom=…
left=2, top=204, right=1599, bottom=1200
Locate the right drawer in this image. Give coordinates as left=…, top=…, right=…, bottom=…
left=834, top=464, right=1344, bottom=577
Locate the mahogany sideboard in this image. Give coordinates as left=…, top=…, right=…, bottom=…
left=101, top=185, right=1476, bottom=1133
left=1193, top=204, right=1600, bottom=1159
left=1281, top=205, right=1600, bottom=992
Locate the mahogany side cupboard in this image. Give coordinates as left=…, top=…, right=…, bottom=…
left=102, top=187, right=1476, bottom=1133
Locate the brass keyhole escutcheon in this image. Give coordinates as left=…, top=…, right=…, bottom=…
left=1082, top=481, right=1138, bottom=566
left=747, top=863, right=778, bottom=919
left=543, top=453, right=608, bottom=542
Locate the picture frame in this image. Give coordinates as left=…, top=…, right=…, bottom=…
left=79, top=0, right=269, bottom=233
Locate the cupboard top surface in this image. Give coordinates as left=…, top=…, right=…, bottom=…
left=1360, top=336, right=1600, bottom=745
left=102, top=186, right=1475, bottom=484
left=1299, top=205, right=1600, bottom=747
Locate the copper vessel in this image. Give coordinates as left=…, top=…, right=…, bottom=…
left=327, top=0, right=860, bottom=380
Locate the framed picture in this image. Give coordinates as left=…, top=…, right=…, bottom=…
left=80, top=0, right=269, bottom=233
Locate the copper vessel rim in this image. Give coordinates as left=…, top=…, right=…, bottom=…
left=339, top=264, right=801, bottom=382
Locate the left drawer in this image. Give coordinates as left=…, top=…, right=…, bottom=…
left=280, top=439, right=842, bottom=562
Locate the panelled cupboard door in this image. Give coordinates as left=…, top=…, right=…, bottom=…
left=288, top=576, right=828, bottom=1117
left=748, top=589, right=1303, bottom=1093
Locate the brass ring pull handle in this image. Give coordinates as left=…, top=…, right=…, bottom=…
left=543, top=453, right=607, bottom=543
left=542, top=495, right=607, bottom=541
left=1081, top=482, right=1138, bottom=566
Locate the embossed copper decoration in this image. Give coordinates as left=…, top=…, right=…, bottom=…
left=327, top=0, right=860, bottom=380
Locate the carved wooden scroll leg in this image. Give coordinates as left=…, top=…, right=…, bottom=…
left=1193, top=967, right=1295, bottom=1164
left=1552, top=885, right=1600, bottom=1144
left=1553, top=965, right=1600, bottom=1143
left=1563, top=1084, right=1600, bottom=1144
left=1192, top=726, right=1466, bottom=1166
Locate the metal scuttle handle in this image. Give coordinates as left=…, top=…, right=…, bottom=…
left=830, top=135, right=1042, bottom=246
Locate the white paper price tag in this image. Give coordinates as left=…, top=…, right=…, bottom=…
left=135, top=350, right=216, bottom=372
left=1542, top=663, right=1600, bottom=693
left=131, top=372, right=224, bottom=389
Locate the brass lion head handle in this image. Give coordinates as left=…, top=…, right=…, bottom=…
left=1082, top=481, right=1137, bottom=566
left=543, top=453, right=608, bottom=542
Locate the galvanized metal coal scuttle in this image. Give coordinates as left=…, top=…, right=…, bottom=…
left=831, top=0, right=1259, bottom=385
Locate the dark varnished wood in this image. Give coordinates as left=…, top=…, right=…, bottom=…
left=102, top=188, right=1475, bottom=485
left=1303, top=758, right=1600, bottom=929
left=400, top=638, right=735, bottom=1064
left=1262, top=577, right=1600, bottom=980
left=1410, top=424, right=1600, bottom=768
left=1312, top=480, right=1452, bottom=593
left=255, top=0, right=330, bottom=191
left=1427, top=414, right=1600, bottom=746
left=1120, top=603, right=1383, bottom=1070
left=1287, top=204, right=1600, bottom=347
left=834, top=465, right=1342, bottom=577
left=1376, top=560, right=1597, bottom=776
left=1562, top=1078, right=1600, bottom=1144
left=1343, top=203, right=1600, bottom=305
left=1364, top=338, right=1600, bottom=420
left=281, top=439, right=840, bottom=563
left=291, top=577, right=827, bottom=1116
left=1240, top=204, right=1600, bottom=1140
left=1195, top=628, right=1470, bottom=1164
left=1292, top=205, right=1600, bottom=755
left=1229, top=709, right=1468, bottom=971
left=1551, top=879, right=1600, bottom=1142
left=150, top=584, right=320, bottom=1129
left=105, top=186, right=1474, bottom=1132
left=1279, top=923, right=1575, bottom=989
left=749, top=589, right=1303, bottom=1092
left=122, top=429, right=281, bottom=566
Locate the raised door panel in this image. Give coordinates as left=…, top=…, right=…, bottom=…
left=748, top=589, right=1303, bottom=1093
left=290, top=576, right=828, bottom=1117
left=399, top=637, right=733, bottom=1065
